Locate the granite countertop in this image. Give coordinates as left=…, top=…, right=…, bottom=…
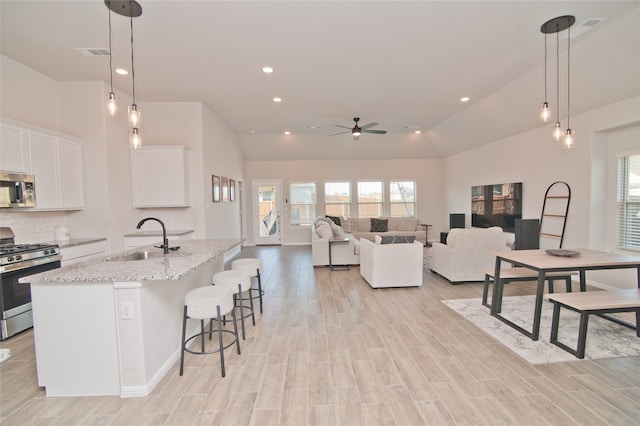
left=48, top=237, right=107, bottom=249
left=25, top=239, right=241, bottom=283
left=124, top=229, right=194, bottom=238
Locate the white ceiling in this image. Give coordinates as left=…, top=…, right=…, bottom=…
left=1, top=1, right=639, bottom=161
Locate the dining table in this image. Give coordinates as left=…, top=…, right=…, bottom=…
left=489, top=248, right=640, bottom=341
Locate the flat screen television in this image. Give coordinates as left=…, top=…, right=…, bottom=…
left=471, top=182, right=522, bottom=233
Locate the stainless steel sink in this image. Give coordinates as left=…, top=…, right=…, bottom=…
left=114, top=250, right=165, bottom=261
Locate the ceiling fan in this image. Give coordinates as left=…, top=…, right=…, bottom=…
left=329, top=117, right=387, bottom=140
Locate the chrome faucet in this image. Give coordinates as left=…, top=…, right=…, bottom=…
left=136, top=217, right=169, bottom=254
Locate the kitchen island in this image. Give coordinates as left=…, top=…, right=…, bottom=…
left=24, top=239, right=241, bottom=397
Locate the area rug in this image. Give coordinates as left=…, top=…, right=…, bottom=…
left=423, top=247, right=431, bottom=270
left=442, top=295, right=640, bottom=364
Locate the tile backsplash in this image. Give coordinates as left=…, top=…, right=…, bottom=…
left=0, top=211, right=67, bottom=243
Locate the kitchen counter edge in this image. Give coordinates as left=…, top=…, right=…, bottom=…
left=25, top=239, right=241, bottom=283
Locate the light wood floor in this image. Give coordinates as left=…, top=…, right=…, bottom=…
left=1, top=245, right=640, bottom=425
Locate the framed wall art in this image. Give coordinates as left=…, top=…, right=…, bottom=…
left=212, top=175, right=220, bottom=202
left=221, top=176, right=229, bottom=202
left=230, top=179, right=235, bottom=202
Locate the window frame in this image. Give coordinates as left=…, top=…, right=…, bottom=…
left=616, top=152, right=640, bottom=252
left=288, top=181, right=317, bottom=228
left=389, top=180, right=417, bottom=217
left=324, top=181, right=351, bottom=218
left=357, top=180, right=384, bottom=218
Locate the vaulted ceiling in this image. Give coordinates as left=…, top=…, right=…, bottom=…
left=1, top=1, right=638, bottom=160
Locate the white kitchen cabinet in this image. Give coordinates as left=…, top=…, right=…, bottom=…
left=60, top=240, right=108, bottom=267
left=0, top=119, right=85, bottom=210
left=28, top=131, right=84, bottom=211
left=131, top=146, right=190, bottom=208
left=0, top=121, right=30, bottom=173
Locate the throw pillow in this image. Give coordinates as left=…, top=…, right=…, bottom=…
left=370, top=218, right=388, bottom=232
left=380, top=235, right=416, bottom=244
left=315, top=223, right=333, bottom=239
left=398, top=218, right=418, bottom=231
left=342, top=217, right=358, bottom=233
left=326, top=215, right=342, bottom=226
left=329, top=222, right=345, bottom=238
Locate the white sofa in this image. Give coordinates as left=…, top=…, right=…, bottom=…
left=359, top=238, right=423, bottom=288
left=345, top=217, right=426, bottom=245
left=311, top=218, right=360, bottom=267
left=429, top=226, right=510, bottom=283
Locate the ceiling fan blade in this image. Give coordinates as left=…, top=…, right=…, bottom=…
left=328, top=130, right=350, bottom=136
left=360, top=122, right=379, bottom=130
left=363, top=129, right=387, bottom=134
left=334, top=124, right=352, bottom=130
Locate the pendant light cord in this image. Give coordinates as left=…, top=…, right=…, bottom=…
left=566, top=23, right=571, bottom=129
left=108, top=5, right=114, bottom=93
left=130, top=1, right=136, bottom=105
left=555, top=29, right=560, bottom=123
left=543, top=33, right=547, bottom=102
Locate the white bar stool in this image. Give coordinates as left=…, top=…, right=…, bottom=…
left=231, top=258, right=264, bottom=313
left=212, top=269, right=255, bottom=340
left=180, top=285, right=240, bottom=378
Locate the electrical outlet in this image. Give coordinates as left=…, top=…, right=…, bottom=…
left=121, top=302, right=133, bottom=320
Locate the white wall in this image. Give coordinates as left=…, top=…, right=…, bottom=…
left=0, top=55, right=60, bottom=131
left=242, top=159, right=444, bottom=245
left=0, top=55, right=245, bottom=249
left=202, top=104, right=244, bottom=239
left=444, top=96, right=640, bottom=288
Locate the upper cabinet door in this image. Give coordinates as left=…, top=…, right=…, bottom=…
left=28, top=131, right=60, bottom=210
left=57, top=138, right=85, bottom=209
left=131, top=146, right=190, bottom=208
left=0, top=122, right=30, bottom=173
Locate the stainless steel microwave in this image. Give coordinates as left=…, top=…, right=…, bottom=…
left=0, top=172, right=36, bottom=208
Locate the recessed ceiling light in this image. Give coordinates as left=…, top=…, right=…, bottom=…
left=262, top=66, right=274, bottom=74
left=273, top=97, right=282, bottom=103
left=284, top=131, right=291, bottom=135
left=460, top=97, right=470, bottom=102
left=115, top=68, right=128, bottom=75
left=414, top=130, right=422, bottom=134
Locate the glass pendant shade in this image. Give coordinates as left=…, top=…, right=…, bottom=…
left=130, top=127, right=142, bottom=149
left=540, top=102, right=550, bottom=123
left=552, top=122, right=564, bottom=141
left=563, top=129, right=575, bottom=149
left=107, top=92, right=117, bottom=116
left=128, top=104, right=141, bottom=127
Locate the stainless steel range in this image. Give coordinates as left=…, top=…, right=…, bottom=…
left=0, top=227, right=61, bottom=340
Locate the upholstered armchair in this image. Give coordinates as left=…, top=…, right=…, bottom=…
left=359, top=238, right=423, bottom=288
left=429, top=226, right=510, bottom=283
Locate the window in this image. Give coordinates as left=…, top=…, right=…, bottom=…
left=289, top=182, right=316, bottom=227
left=325, top=181, right=351, bottom=218
left=617, top=154, right=640, bottom=251
left=357, top=181, right=383, bottom=217
left=389, top=181, right=416, bottom=217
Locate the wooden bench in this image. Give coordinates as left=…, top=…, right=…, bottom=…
left=548, top=289, right=640, bottom=359
left=482, top=268, right=576, bottom=309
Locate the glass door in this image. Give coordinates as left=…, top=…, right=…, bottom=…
left=253, top=180, right=282, bottom=245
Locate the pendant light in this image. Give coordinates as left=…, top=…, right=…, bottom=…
left=540, top=15, right=575, bottom=145
left=127, top=1, right=141, bottom=148
left=539, top=32, right=550, bottom=123
left=104, top=0, right=143, bottom=148
left=106, top=3, right=117, bottom=116
left=563, top=23, right=574, bottom=149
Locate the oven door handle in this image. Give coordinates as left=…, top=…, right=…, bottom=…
left=0, top=254, right=62, bottom=274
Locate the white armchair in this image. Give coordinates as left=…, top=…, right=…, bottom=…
left=429, top=226, right=510, bottom=283
left=359, top=238, right=423, bottom=288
